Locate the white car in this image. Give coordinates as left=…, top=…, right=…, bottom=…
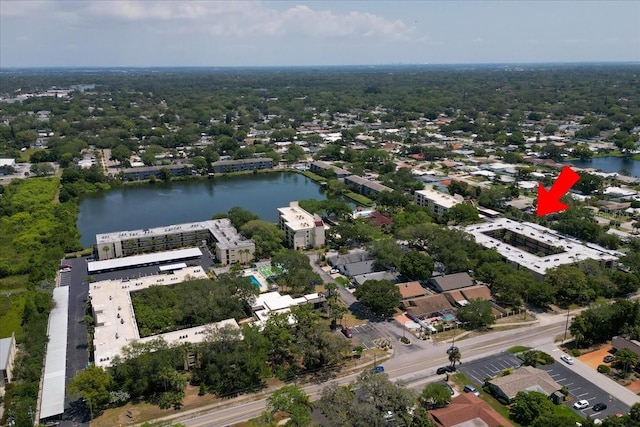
left=561, top=355, right=575, bottom=365
left=60, top=267, right=72, bottom=273
left=573, top=399, right=589, bottom=410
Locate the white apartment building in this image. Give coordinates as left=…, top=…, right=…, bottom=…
left=95, top=219, right=255, bottom=265
left=414, top=186, right=464, bottom=217
left=277, top=201, right=325, bottom=250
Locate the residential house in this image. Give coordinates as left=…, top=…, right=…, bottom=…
left=396, top=281, right=428, bottom=301
left=612, top=336, right=640, bottom=355
left=429, top=393, right=513, bottom=427
left=428, top=272, right=475, bottom=293
left=402, top=294, right=454, bottom=319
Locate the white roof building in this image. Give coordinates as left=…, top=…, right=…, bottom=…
left=277, top=201, right=325, bottom=250
left=89, top=267, right=243, bottom=367
left=414, top=186, right=464, bottom=217
left=251, top=291, right=326, bottom=327
left=465, top=218, right=621, bottom=277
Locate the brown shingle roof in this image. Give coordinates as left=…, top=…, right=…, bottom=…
left=396, top=281, right=427, bottom=300
left=429, top=393, right=513, bottom=427
left=461, top=285, right=491, bottom=301
left=402, top=294, right=453, bottom=318
left=443, top=290, right=466, bottom=306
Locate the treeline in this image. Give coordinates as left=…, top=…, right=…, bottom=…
left=131, top=274, right=257, bottom=337
left=69, top=304, right=352, bottom=413
left=0, top=177, right=84, bottom=427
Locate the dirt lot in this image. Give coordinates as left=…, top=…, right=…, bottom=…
left=578, top=344, right=613, bottom=369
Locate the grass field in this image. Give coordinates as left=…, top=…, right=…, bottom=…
left=0, top=293, right=26, bottom=340
left=344, top=191, right=373, bottom=207
left=0, top=274, right=29, bottom=292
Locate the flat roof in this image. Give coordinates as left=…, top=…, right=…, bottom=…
left=278, top=202, right=318, bottom=231
left=159, top=263, right=187, bottom=272
left=0, top=334, right=14, bottom=370
left=414, top=186, right=464, bottom=209
left=344, top=175, right=393, bottom=192
left=465, top=218, right=621, bottom=276
left=40, top=287, right=69, bottom=420
left=88, top=247, right=202, bottom=273
left=90, top=267, right=211, bottom=367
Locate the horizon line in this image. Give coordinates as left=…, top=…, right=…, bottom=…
left=1, top=60, right=640, bottom=71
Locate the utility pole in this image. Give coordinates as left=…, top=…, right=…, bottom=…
left=563, top=307, right=571, bottom=342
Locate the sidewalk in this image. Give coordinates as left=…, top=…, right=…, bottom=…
left=539, top=343, right=640, bottom=408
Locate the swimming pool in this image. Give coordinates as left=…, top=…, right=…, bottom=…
left=248, top=275, right=261, bottom=288
left=443, top=314, right=455, bottom=322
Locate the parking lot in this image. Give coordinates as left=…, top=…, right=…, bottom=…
left=458, top=352, right=630, bottom=421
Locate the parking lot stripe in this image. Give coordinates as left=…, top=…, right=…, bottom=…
left=578, top=392, right=589, bottom=397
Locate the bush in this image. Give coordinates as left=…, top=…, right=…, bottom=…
left=597, top=364, right=611, bottom=374
left=571, top=349, right=581, bottom=357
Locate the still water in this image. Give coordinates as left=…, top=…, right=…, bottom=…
left=77, top=172, right=327, bottom=247
left=567, top=156, right=640, bottom=177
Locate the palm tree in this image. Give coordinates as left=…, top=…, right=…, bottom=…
left=615, top=348, right=638, bottom=374
left=448, top=347, right=461, bottom=368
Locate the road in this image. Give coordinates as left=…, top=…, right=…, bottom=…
left=172, top=320, right=570, bottom=427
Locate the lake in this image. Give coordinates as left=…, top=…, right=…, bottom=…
left=567, top=156, right=640, bottom=177
left=77, top=172, right=328, bottom=248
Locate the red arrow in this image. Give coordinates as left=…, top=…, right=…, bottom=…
left=536, top=166, right=580, bottom=217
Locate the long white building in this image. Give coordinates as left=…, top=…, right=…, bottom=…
left=277, top=201, right=325, bottom=250
left=465, top=218, right=620, bottom=278
left=89, top=267, right=240, bottom=367
left=95, top=219, right=255, bottom=265
left=414, top=186, right=464, bottom=217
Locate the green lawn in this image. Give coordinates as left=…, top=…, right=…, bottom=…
left=344, top=191, right=373, bottom=207
left=0, top=292, right=26, bottom=340
left=507, top=345, right=531, bottom=354
left=0, top=274, right=29, bottom=292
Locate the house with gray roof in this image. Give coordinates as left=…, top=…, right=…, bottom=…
left=428, top=272, right=475, bottom=293
left=487, top=366, right=562, bottom=403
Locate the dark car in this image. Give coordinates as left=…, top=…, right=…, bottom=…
left=603, top=355, right=615, bottom=363
left=341, top=326, right=353, bottom=338
left=437, top=367, right=448, bottom=375
left=593, top=403, right=607, bottom=412
left=373, top=365, right=385, bottom=373
left=445, top=365, right=457, bottom=372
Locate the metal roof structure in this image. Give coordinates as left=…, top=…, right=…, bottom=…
left=39, top=286, right=69, bottom=420
left=87, top=247, right=202, bottom=273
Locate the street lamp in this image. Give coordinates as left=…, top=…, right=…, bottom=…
left=563, top=307, right=571, bottom=342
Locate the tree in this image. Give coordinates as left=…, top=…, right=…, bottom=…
left=419, top=383, right=451, bottom=409
left=572, top=144, right=593, bottom=161
left=399, top=251, right=434, bottom=281
left=546, top=265, right=593, bottom=306
left=29, top=162, right=54, bottom=176
left=456, top=299, right=495, bottom=330
left=283, top=144, right=305, bottom=163
left=225, top=206, right=259, bottom=229
left=67, top=365, right=114, bottom=417
left=267, top=385, right=311, bottom=427
left=367, top=237, right=404, bottom=270
left=574, top=172, right=604, bottom=195
left=442, top=203, right=479, bottom=225
left=354, top=280, right=401, bottom=318
left=510, top=391, right=555, bottom=425
left=448, top=347, right=461, bottom=368
left=614, top=348, right=638, bottom=374
left=110, top=144, right=132, bottom=163
left=158, top=167, right=172, bottom=182
left=240, top=220, right=285, bottom=258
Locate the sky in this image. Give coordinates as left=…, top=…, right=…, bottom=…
left=1, top=0, right=639, bottom=68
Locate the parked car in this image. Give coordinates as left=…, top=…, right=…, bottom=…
left=59, top=264, right=72, bottom=270
left=603, top=355, right=615, bottom=363
left=573, top=400, right=590, bottom=410
left=463, top=385, right=480, bottom=396
left=593, top=403, right=607, bottom=412
left=445, top=365, right=457, bottom=372
left=60, top=267, right=71, bottom=273
left=373, top=365, right=385, bottom=373
left=436, top=367, right=448, bottom=375
left=561, top=355, right=575, bottom=365
left=341, top=326, right=353, bottom=338
left=330, top=268, right=339, bottom=274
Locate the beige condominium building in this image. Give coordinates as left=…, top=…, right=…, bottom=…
left=414, top=186, right=464, bottom=217
left=277, top=201, right=325, bottom=250
left=95, top=219, right=255, bottom=265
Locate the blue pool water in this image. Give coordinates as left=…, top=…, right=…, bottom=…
left=249, top=275, right=261, bottom=288
left=443, top=314, right=455, bottom=322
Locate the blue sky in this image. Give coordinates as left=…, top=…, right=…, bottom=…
left=1, top=0, right=639, bottom=67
